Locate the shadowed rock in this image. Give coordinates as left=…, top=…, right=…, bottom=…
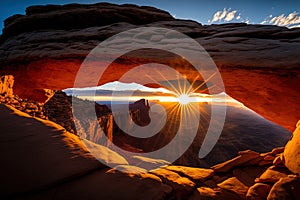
left=247, top=183, right=272, bottom=200
left=267, top=176, right=300, bottom=200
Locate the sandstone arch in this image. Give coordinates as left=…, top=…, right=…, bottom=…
left=0, top=3, right=299, bottom=131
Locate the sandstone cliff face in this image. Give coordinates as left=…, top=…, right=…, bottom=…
left=0, top=3, right=299, bottom=131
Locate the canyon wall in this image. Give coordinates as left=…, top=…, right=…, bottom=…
left=0, top=3, right=299, bottom=131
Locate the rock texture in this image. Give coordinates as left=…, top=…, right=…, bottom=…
left=0, top=103, right=299, bottom=199
left=0, top=75, right=47, bottom=119
left=0, top=3, right=299, bottom=131
left=0, top=75, right=13, bottom=97
left=0, top=104, right=171, bottom=200
left=1, top=4, right=299, bottom=198
left=284, top=120, right=300, bottom=175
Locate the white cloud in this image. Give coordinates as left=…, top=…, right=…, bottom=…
left=211, top=9, right=226, bottom=22
left=209, top=8, right=241, bottom=23
left=260, top=12, right=300, bottom=28
left=260, top=20, right=267, bottom=24
left=225, top=10, right=237, bottom=21
left=219, top=9, right=227, bottom=20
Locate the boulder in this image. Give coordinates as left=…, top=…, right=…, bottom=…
left=267, top=176, right=300, bottom=200
left=150, top=168, right=196, bottom=199
left=246, top=183, right=272, bottom=200
left=256, top=166, right=292, bottom=183
left=273, top=154, right=285, bottom=167
left=189, top=187, right=219, bottom=200
left=283, top=121, right=300, bottom=175
left=164, top=165, right=214, bottom=182
left=211, top=150, right=260, bottom=173
left=217, top=177, right=249, bottom=199
left=271, top=147, right=285, bottom=155
left=189, top=187, right=241, bottom=200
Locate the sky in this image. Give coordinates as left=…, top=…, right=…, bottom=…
left=0, top=0, right=300, bottom=33
left=64, top=81, right=241, bottom=105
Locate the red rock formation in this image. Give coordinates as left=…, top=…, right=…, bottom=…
left=220, top=68, right=300, bottom=132
left=0, top=3, right=299, bottom=131
left=284, top=120, right=300, bottom=175
left=0, top=75, right=13, bottom=97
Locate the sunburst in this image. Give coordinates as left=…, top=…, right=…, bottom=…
left=176, top=93, right=192, bottom=105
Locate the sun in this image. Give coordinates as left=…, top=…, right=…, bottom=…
left=177, top=94, right=192, bottom=105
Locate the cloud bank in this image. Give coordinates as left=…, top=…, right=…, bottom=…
left=261, top=12, right=300, bottom=28
left=208, top=8, right=242, bottom=23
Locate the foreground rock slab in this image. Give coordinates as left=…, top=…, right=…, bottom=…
left=165, top=165, right=214, bottom=182
left=0, top=105, right=171, bottom=200
left=217, top=177, right=249, bottom=199
left=211, top=150, right=260, bottom=173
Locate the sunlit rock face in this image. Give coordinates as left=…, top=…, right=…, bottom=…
left=284, top=121, right=300, bottom=175
left=0, top=3, right=299, bottom=130
left=0, top=75, right=14, bottom=97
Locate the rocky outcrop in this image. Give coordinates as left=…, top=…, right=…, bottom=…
left=267, top=175, right=300, bottom=200
left=211, top=150, right=260, bottom=173
left=0, top=3, right=299, bottom=131
left=0, top=75, right=47, bottom=119
left=0, top=75, right=13, bottom=97
left=1, top=3, right=174, bottom=42
left=43, top=90, right=78, bottom=133
left=0, top=104, right=299, bottom=199
left=284, top=120, right=300, bottom=175
left=0, top=104, right=171, bottom=199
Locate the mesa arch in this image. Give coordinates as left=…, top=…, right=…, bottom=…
left=0, top=3, right=299, bottom=131
left=1, top=54, right=299, bottom=132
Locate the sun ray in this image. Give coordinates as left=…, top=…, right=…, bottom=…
left=197, top=84, right=216, bottom=94
left=189, top=72, right=217, bottom=94
left=186, top=75, right=200, bottom=94
left=154, top=70, right=182, bottom=95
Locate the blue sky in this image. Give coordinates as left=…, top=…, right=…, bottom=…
left=0, top=0, right=300, bottom=33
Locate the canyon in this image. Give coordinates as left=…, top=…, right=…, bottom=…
left=1, top=2, right=300, bottom=200
left=1, top=78, right=300, bottom=199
